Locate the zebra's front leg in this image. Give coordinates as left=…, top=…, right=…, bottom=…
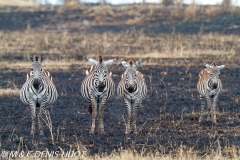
left=124, top=98, right=131, bottom=134
left=90, top=96, right=97, bottom=134
left=38, top=105, right=46, bottom=135
left=30, top=102, right=36, bottom=135
left=211, top=94, right=219, bottom=124
left=131, top=100, right=140, bottom=134
left=206, top=97, right=212, bottom=122
left=99, top=98, right=107, bottom=134
left=199, top=95, right=205, bottom=123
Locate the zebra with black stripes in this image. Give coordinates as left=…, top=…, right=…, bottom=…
left=20, top=55, right=58, bottom=135
left=117, top=58, right=147, bottom=134
left=197, top=62, right=225, bottom=123
left=81, top=55, right=115, bottom=134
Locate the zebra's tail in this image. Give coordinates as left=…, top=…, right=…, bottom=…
left=87, top=103, right=92, bottom=114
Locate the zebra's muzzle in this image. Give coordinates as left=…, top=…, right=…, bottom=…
left=98, top=82, right=105, bottom=92
left=33, top=79, right=40, bottom=90
left=127, top=86, right=134, bottom=93
left=213, top=82, right=218, bottom=89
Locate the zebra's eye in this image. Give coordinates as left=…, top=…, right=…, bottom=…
left=40, top=68, right=42, bottom=71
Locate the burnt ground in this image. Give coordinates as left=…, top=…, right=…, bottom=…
left=0, top=4, right=240, bottom=157
left=1, top=56, right=240, bottom=156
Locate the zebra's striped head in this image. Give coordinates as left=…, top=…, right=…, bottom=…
left=121, top=58, right=142, bottom=93
left=206, top=63, right=225, bottom=89
left=30, top=54, right=44, bottom=90
left=87, top=55, right=115, bottom=92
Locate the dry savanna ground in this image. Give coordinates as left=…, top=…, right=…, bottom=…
left=0, top=4, right=240, bottom=159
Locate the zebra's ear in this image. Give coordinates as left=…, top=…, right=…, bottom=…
left=217, top=65, right=225, bottom=70
left=121, top=59, right=128, bottom=68
left=30, top=54, right=35, bottom=62
left=87, top=57, right=98, bottom=65
left=205, top=64, right=213, bottom=69
left=39, top=55, right=44, bottom=62
left=136, top=58, right=142, bottom=68
left=104, top=59, right=115, bottom=66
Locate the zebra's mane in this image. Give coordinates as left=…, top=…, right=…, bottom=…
left=129, top=60, right=133, bottom=66
left=211, top=62, right=216, bottom=66
left=98, top=55, right=103, bottom=63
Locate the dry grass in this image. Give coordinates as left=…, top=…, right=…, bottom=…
left=0, top=4, right=239, bottom=29
left=76, top=4, right=240, bottom=25
left=0, top=0, right=39, bottom=6
left=0, top=30, right=239, bottom=59
left=0, top=88, right=19, bottom=97
left=91, top=150, right=240, bottom=160
left=14, top=147, right=240, bottom=159
left=0, top=30, right=239, bottom=71
left=184, top=3, right=198, bottom=20
left=0, top=60, right=88, bottom=71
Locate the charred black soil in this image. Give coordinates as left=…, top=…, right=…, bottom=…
left=1, top=56, right=240, bottom=156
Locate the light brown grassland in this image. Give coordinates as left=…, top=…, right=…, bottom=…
left=1, top=3, right=240, bottom=160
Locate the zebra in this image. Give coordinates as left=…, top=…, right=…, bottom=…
left=197, top=62, right=225, bottom=123
left=20, top=55, right=58, bottom=135
left=117, top=58, right=147, bottom=134
left=81, top=55, right=115, bottom=134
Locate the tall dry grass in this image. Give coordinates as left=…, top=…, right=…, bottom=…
left=0, top=88, right=19, bottom=97
left=0, top=30, right=239, bottom=59
left=0, top=81, right=19, bottom=97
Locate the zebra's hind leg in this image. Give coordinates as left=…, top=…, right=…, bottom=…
left=90, top=97, right=97, bottom=134
left=30, top=103, right=36, bottom=135
left=99, top=98, right=107, bottom=134
left=124, top=99, right=131, bottom=134
left=199, top=95, right=205, bottom=123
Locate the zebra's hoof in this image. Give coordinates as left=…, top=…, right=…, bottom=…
left=30, top=132, right=35, bottom=135
left=133, top=132, right=138, bottom=135
left=89, top=131, right=95, bottom=134
left=39, top=131, right=44, bottom=135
